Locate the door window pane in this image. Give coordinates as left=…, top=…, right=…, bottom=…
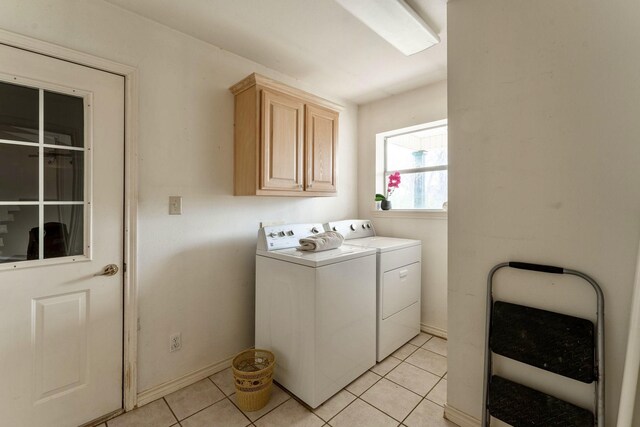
left=43, top=205, right=84, bottom=259
left=44, top=148, right=84, bottom=201
left=0, top=205, right=38, bottom=263
left=44, top=91, right=84, bottom=148
left=0, top=81, right=39, bottom=143
left=0, top=144, right=39, bottom=201
left=0, top=82, right=88, bottom=266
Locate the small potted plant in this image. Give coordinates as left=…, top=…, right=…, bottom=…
left=375, top=172, right=401, bottom=210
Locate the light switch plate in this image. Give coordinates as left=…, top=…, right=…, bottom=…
left=169, top=196, right=182, bottom=215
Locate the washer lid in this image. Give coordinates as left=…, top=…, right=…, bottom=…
left=343, top=236, right=421, bottom=253
left=256, top=245, right=376, bottom=267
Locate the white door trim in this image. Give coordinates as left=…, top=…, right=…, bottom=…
left=0, top=28, right=140, bottom=412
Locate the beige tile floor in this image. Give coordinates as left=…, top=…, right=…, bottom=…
left=104, top=333, right=455, bottom=427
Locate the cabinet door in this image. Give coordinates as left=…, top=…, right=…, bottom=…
left=305, top=104, right=338, bottom=193
left=261, top=89, right=304, bottom=191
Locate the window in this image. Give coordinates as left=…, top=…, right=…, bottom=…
left=379, top=120, right=447, bottom=210
left=0, top=78, right=89, bottom=265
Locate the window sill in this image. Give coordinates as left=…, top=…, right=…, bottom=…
left=369, top=209, right=448, bottom=220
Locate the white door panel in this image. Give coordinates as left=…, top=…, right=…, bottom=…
left=0, top=43, right=124, bottom=427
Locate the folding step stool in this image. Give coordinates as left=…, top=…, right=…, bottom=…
left=482, top=262, right=604, bottom=426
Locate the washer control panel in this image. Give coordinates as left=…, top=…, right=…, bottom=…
left=324, top=219, right=375, bottom=240
left=258, top=223, right=325, bottom=251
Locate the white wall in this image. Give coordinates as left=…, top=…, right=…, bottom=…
left=357, top=81, right=448, bottom=335
left=0, top=0, right=360, bottom=393
left=448, top=1, right=640, bottom=425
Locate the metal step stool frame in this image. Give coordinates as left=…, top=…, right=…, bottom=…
left=482, top=261, right=605, bottom=426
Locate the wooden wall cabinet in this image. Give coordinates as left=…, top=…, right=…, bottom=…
left=230, top=73, right=341, bottom=196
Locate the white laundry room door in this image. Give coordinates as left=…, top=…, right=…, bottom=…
left=0, top=42, right=124, bottom=426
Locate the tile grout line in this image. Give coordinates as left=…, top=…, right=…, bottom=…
left=357, top=375, right=422, bottom=424
left=382, top=371, right=439, bottom=399
left=227, top=387, right=292, bottom=424
left=423, top=376, right=447, bottom=408
left=165, top=378, right=238, bottom=425
left=420, top=336, right=448, bottom=357
left=400, top=395, right=428, bottom=425
left=163, top=377, right=231, bottom=426
left=349, top=371, right=384, bottom=397
left=162, top=397, right=180, bottom=424
left=317, top=389, right=358, bottom=424
left=356, top=396, right=404, bottom=425
left=421, top=346, right=447, bottom=357
left=323, top=378, right=399, bottom=426
left=172, top=395, right=231, bottom=424
left=376, top=348, right=448, bottom=425
left=228, top=395, right=267, bottom=425
left=393, top=357, right=446, bottom=378
left=415, top=346, right=448, bottom=360
left=276, top=387, right=325, bottom=424
left=391, top=344, right=420, bottom=361
left=207, top=373, right=255, bottom=425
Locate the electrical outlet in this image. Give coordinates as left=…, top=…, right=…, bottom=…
left=169, top=333, right=182, bottom=352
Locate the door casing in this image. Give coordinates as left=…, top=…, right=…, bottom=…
left=0, top=28, right=141, bottom=413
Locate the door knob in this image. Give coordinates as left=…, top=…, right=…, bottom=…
left=95, top=264, right=119, bottom=277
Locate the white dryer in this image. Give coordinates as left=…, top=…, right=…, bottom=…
left=255, top=223, right=377, bottom=408
left=325, top=219, right=421, bottom=361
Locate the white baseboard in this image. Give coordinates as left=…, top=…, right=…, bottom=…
left=136, top=356, right=233, bottom=407
left=421, top=322, right=447, bottom=339
left=444, top=404, right=481, bottom=427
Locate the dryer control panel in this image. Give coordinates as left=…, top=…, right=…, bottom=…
left=324, top=219, right=375, bottom=240
left=257, top=223, right=325, bottom=251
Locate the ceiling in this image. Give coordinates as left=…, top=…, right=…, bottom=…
left=104, top=0, right=447, bottom=105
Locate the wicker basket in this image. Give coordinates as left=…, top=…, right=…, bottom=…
left=232, top=349, right=275, bottom=412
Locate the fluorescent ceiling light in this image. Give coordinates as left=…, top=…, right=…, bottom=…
left=335, top=0, right=440, bottom=56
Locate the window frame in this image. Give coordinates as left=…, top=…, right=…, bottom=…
left=375, top=119, right=448, bottom=215
left=0, top=73, right=93, bottom=270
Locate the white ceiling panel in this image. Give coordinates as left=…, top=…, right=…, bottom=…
left=104, top=0, right=446, bottom=104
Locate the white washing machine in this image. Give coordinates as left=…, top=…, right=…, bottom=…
left=255, top=223, right=377, bottom=408
left=325, top=219, right=421, bottom=361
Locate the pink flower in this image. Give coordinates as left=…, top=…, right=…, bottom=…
left=387, top=172, right=401, bottom=197
left=388, top=172, right=401, bottom=188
